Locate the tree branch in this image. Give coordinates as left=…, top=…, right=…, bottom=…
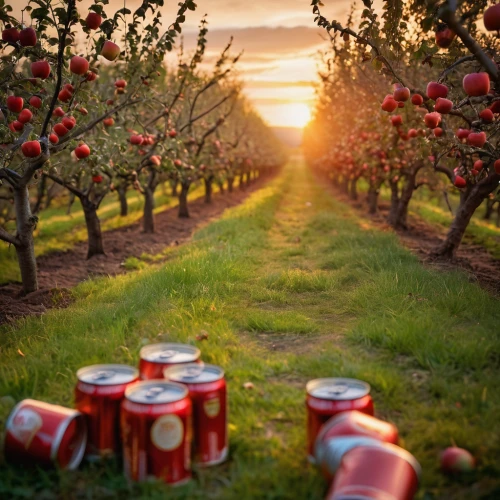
left=0, top=226, right=19, bottom=246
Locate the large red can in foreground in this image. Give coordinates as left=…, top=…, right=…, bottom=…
left=164, top=363, right=228, bottom=466
left=139, top=343, right=201, bottom=380
left=75, top=364, right=139, bottom=459
left=315, top=411, right=399, bottom=479
left=121, top=380, right=192, bottom=485
left=326, top=442, right=420, bottom=500
left=306, top=378, right=374, bottom=461
left=4, top=399, right=87, bottom=470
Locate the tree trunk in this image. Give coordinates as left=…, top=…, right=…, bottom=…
left=13, top=187, right=38, bottom=294
left=393, top=171, right=419, bottom=230
left=367, top=189, right=378, bottom=215
left=67, top=192, right=75, bottom=215
left=178, top=182, right=190, bottom=218
left=171, top=179, right=179, bottom=197
left=496, top=202, right=500, bottom=228
left=434, top=175, right=500, bottom=258
left=204, top=177, right=213, bottom=204
left=388, top=181, right=399, bottom=226
left=245, top=171, right=251, bottom=186
left=83, top=201, right=105, bottom=259
left=228, top=177, right=234, bottom=193
left=143, top=187, right=156, bottom=233
left=32, top=175, right=47, bottom=214
left=117, top=186, right=128, bottom=217
left=483, top=198, right=495, bottom=220
left=349, top=177, right=359, bottom=201
left=239, top=173, right=246, bottom=190
left=341, top=176, right=349, bottom=194
left=217, top=181, right=225, bottom=194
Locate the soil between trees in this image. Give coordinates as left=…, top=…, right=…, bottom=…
left=0, top=179, right=267, bottom=325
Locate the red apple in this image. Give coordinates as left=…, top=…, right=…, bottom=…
left=440, top=447, right=475, bottom=474
left=426, top=82, right=448, bottom=100
left=397, top=101, right=404, bottom=108
left=474, top=160, right=484, bottom=171
left=92, top=174, right=103, bottom=183
left=6, top=96, right=24, bottom=113
left=463, top=73, right=490, bottom=97
left=456, top=128, right=470, bottom=141
left=424, top=112, right=441, bottom=129
left=21, top=140, right=41, bottom=158
left=130, top=135, right=143, bottom=145
left=115, top=79, right=127, bottom=88
left=31, top=60, right=51, bottom=79
left=391, top=115, right=403, bottom=127
left=62, top=116, right=76, bottom=130
left=18, top=109, right=33, bottom=124
left=468, top=131, right=487, bottom=147
left=174, top=159, right=182, bottom=167
left=85, top=71, right=98, bottom=82
left=106, top=99, right=114, bottom=106
left=2, top=27, right=19, bottom=43
left=53, top=107, right=65, bottom=117
left=489, top=101, right=500, bottom=114
left=103, top=118, right=114, bottom=127
left=454, top=176, right=466, bottom=188
left=53, top=123, right=69, bottom=137
left=381, top=96, right=398, bottom=113
left=58, top=89, right=72, bottom=102
left=12, top=120, right=24, bottom=132
left=150, top=155, right=162, bottom=166
left=77, top=107, right=88, bottom=115
left=408, top=128, right=418, bottom=138
left=49, top=133, right=59, bottom=144
left=86, top=12, right=102, bottom=30
left=74, top=143, right=91, bottom=159
left=70, top=56, right=89, bottom=76
left=471, top=169, right=479, bottom=176
left=435, top=97, right=453, bottom=114
left=495, top=159, right=500, bottom=174
left=393, top=87, right=410, bottom=102
left=101, top=40, right=120, bottom=61
left=479, top=109, right=494, bottom=123
left=169, top=130, right=177, bottom=138
left=411, top=94, right=424, bottom=106
left=19, top=27, right=37, bottom=47
left=484, top=4, right=500, bottom=31
left=29, top=96, right=42, bottom=109
left=435, top=26, right=455, bottom=48
left=434, top=127, right=444, bottom=137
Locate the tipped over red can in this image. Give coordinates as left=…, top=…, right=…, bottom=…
left=164, top=363, right=228, bottom=466
left=139, top=343, right=201, bottom=380
left=306, top=378, right=374, bottom=461
left=75, top=363, right=139, bottom=458
left=4, top=399, right=87, bottom=470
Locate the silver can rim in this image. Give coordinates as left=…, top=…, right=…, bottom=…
left=76, top=363, right=139, bottom=386
left=164, top=362, right=224, bottom=384
left=139, top=342, right=201, bottom=364
left=124, top=379, right=189, bottom=404
left=306, top=378, right=371, bottom=401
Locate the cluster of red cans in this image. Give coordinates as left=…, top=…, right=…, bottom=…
left=4, top=342, right=228, bottom=485
left=306, top=377, right=421, bottom=500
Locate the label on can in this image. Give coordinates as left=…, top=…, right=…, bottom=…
left=204, top=396, right=220, bottom=418
left=10, top=408, right=43, bottom=448
left=151, top=414, right=184, bottom=451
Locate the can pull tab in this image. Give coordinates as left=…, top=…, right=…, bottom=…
left=92, top=370, right=115, bottom=381
left=182, top=366, right=203, bottom=379
left=328, top=383, right=349, bottom=396
left=159, top=350, right=176, bottom=360
left=145, top=387, right=165, bottom=399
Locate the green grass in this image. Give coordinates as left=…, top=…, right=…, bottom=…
left=0, top=182, right=207, bottom=285
left=1, top=160, right=499, bottom=499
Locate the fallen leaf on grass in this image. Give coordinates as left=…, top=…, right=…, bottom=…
left=196, top=330, right=209, bottom=341
left=243, top=382, right=255, bottom=390
left=17, top=349, right=25, bottom=357
left=210, top=304, right=217, bottom=311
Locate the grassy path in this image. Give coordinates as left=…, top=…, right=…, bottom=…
left=1, top=159, right=499, bottom=499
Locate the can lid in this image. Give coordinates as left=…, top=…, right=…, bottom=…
left=140, top=343, right=201, bottom=364
left=306, top=378, right=370, bottom=401
left=125, top=380, right=188, bottom=404
left=164, top=363, right=224, bottom=384
left=77, top=364, right=138, bottom=386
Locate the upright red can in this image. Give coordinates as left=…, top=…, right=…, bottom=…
left=164, top=363, right=228, bottom=466
left=121, top=380, right=192, bottom=485
left=75, top=364, right=139, bottom=458
left=315, top=411, right=399, bottom=479
left=4, top=399, right=87, bottom=470
left=139, top=343, right=201, bottom=380
left=306, top=378, right=374, bottom=461
left=326, top=442, right=420, bottom=500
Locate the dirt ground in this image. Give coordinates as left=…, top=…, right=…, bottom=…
left=0, top=180, right=266, bottom=325
left=333, top=188, right=500, bottom=295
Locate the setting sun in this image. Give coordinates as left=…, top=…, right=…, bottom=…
left=258, top=102, right=312, bottom=128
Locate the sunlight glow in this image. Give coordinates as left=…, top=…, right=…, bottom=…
left=258, top=102, right=312, bottom=128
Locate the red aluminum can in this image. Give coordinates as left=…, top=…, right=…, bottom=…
left=315, top=411, right=399, bottom=479
left=306, top=378, right=374, bottom=462
left=326, top=442, right=420, bottom=500
left=164, top=363, right=228, bottom=466
left=121, top=380, right=192, bottom=485
left=3, top=399, right=87, bottom=470
left=139, top=343, right=201, bottom=380
left=75, top=364, right=139, bottom=458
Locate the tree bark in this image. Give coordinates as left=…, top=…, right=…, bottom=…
left=117, top=186, right=128, bottom=217
left=32, top=175, right=47, bottom=214
left=178, top=182, right=190, bottom=218
left=143, top=187, right=156, bottom=233
left=483, top=198, right=495, bottom=220
left=367, top=189, right=378, bottom=215
left=388, top=181, right=399, bottom=226
left=245, top=171, right=251, bottom=186
left=204, top=177, right=213, bottom=204
left=434, top=174, right=500, bottom=258
left=13, top=187, right=38, bottom=294
left=349, top=177, right=359, bottom=201
left=171, top=179, right=179, bottom=197
left=228, top=177, right=234, bottom=193
left=83, top=201, right=105, bottom=259
left=341, top=176, right=349, bottom=194
left=217, top=181, right=225, bottom=194
left=239, top=173, right=246, bottom=190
